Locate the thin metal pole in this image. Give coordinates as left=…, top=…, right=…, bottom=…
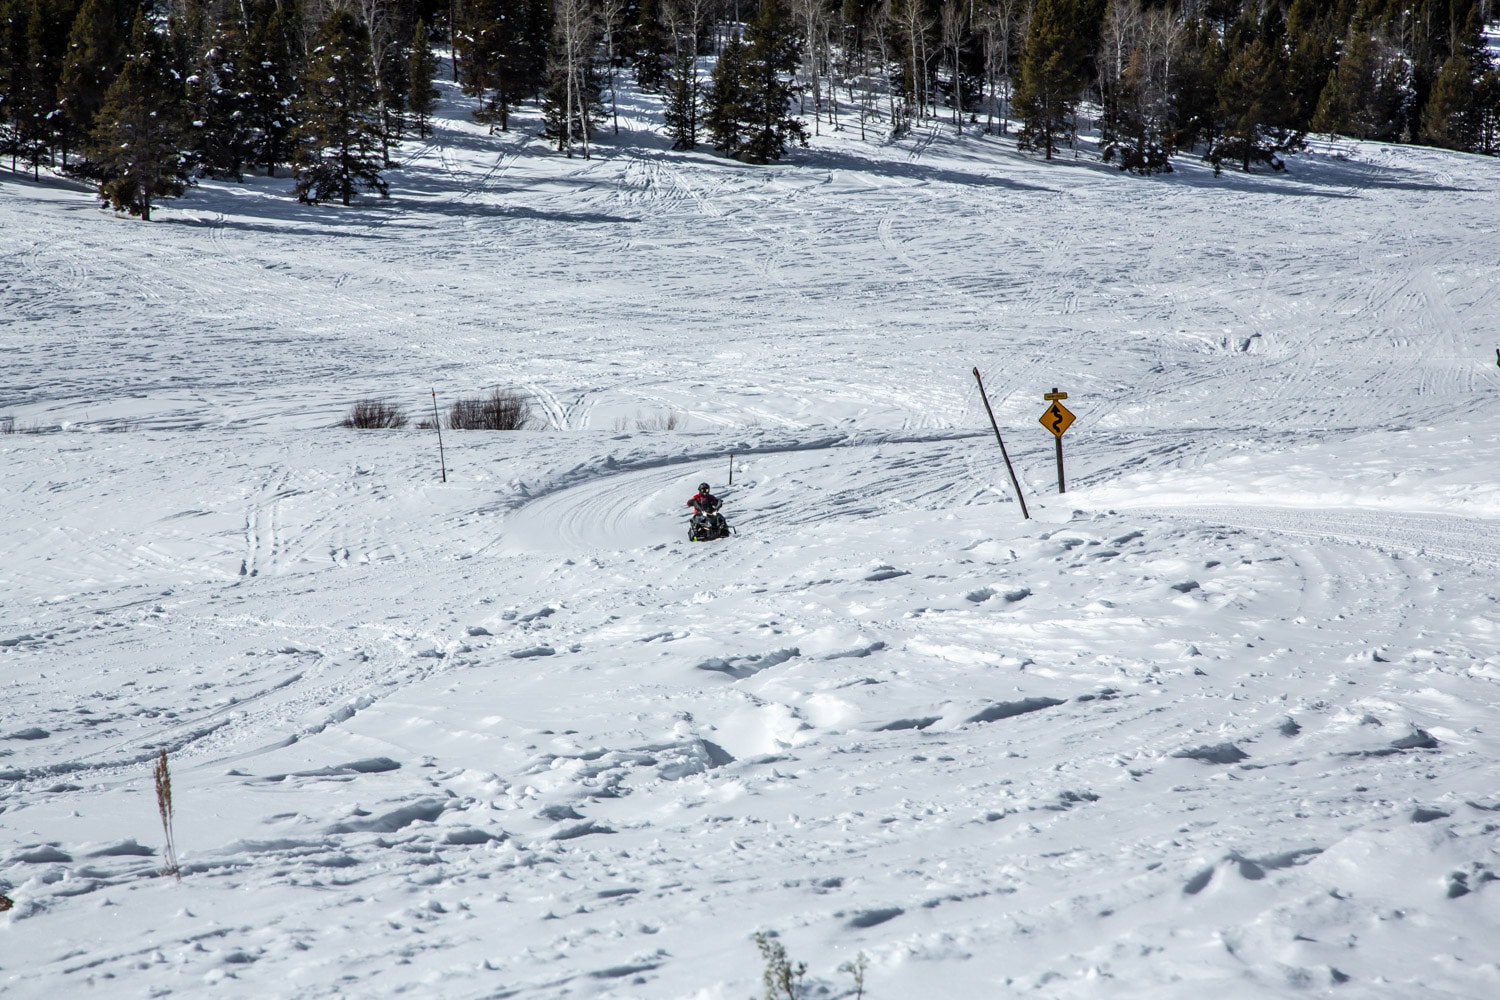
left=1055, top=435, right=1065, bottom=493
left=972, top=367, right=1029, bottom=520
left=431, top=389, right=447, bottom=483
left=728, top=452, right=734, bottom=486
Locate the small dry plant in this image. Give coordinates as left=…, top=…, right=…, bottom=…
left=636, top=411, right=682, bottom=431
left=448, top=388, right=532, bottom=430
left=0, top=415, right=13, bottom=434
left=611, top=411, right=685, bottom=431
left=154, top=748, right=180, bottom=880
left=754, top=931, right=807, bottom=1000
left=839, top=952, right=869, bottom=999
left=342, top=399, right=408, bottom=429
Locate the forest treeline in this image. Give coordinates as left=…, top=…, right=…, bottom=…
left=1, top=0, right=1497, bottom=218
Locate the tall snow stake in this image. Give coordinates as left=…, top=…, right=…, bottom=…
left=972, top=367, right=1030, bottom=520
left=431, top=389, right=447, bottom=483
left=728, top=452, right=734, bottom=487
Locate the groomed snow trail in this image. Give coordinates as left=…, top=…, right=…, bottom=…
left=2, top=76, right=1499, bottom=1000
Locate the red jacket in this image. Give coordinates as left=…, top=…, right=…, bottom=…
left=688, top=491, right=721, bottom=513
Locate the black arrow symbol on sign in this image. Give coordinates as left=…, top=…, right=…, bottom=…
left=1049, top=403, right=1064, bottom=433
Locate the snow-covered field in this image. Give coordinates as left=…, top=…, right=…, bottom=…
left=3, top=76, right=1500, bottom=1000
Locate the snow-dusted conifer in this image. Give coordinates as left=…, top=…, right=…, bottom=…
left=406, top=18, right=438, bottom=138
left=290, top=9, right=387, bottom=205
left=630, top=0, right=671, bottom=91
left=86, top=10, right=190, bottom=220
left=460, top=0, right=550, bottom=132
left=703, top=29, right=747, bottom=155
left=190, top=17, right=255, bottom=179
left=1311, top=28, right=1405, bottom=142
left=1208, top=7, right=1301, bottom=172
left=1167, top=14, right=1221, bottom=152
left=661, top=48, right=699, bottom=149
left=1014, top=0, right=1086, bottom=159
left=58, top=0, right=129, bottom=162
left=243, top=0, right=301, bottom=176
left=736, top=0, right=806, bottom=163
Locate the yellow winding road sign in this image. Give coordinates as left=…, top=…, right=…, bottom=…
left=1039, top=400, right=1075, bottom=437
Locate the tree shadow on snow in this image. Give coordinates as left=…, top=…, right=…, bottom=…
left=158, top=215, right=399, bottom=240
left=793, top=146, right=1057, bottom=192
left=416, top=201, right=640, bottom=225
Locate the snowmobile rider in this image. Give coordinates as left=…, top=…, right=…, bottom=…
left=687, top=483, right=721, bottom=516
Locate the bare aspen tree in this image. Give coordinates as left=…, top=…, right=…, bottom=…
left=793, top=0, right=833, bottom=134
left=878, top=1, right=900, bottom=133
left=940, top=0, right=967, bottom=129
left=1097, top=0, right=1180, bottom=172
left=889, top=0, right=932, bottom=132
left=601, top=0, right=626, bottom=134
left=662, top=0, right=709, bottom=147
left=548, top=0, right=598, bottom=157
left=977, top=0, right=1020, bottom=132
left=357, top=0, right=401, bottom=166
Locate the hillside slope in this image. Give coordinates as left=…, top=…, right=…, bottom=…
left=2, top=79, right=1499, bottom=999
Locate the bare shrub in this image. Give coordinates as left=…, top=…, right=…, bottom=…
left=636, top=411, right=683, bottom=431
left=754, top=932, right=807, bottom=1000
left=839, top=952, right=869, bottom=999
left=611, top=411, right=685, bottom=431
left=342, top=399, right=408, bottom=429
left=154, top=749, right=180, bottom=880
left=0, top=416, right=13, bottom=434
left=448, top=389, right=532, bottom=430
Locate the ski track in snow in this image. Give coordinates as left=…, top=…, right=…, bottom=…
left=2, top=74, right=1500, bottom=1000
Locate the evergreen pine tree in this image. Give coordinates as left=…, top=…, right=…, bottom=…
left=630, top=0, right=670, bottom=90
left=703, top=28, right=747, bottom=155
left=16, top=0, right=70, bottom=174
left=86, top=10, right=191, bottom=220
left=1169, top=14, right=1223, bottom=152
left=1210, top=8, right=1302, bottom=172
left=0, top=0, right=21, bottom=165
left=1311, top=27, right=1405, bottom=142
left=290, top=9, right=386, bottom=205
left=57, top=0, right=129, bottom=162
left=242, top=0, right=301, bottom=177
left=1476, top=64, right=1500, bottom=155
left=190, top=16, right=256, bottom=179
left=661, top=47, right=698, bottom=149
left=460, top=0, right=550, bottom=131
left=737, top=0, right=805, bottom=163
left=1420, top=51, right=1479, bottom=149
left=1283, top=0, right=1339, bottom=131
left=1417, top=5, right=1491, bottom=150
left=1014, top=0, right=1084, bottom=160
left=406, top=18, right=438, bottom=137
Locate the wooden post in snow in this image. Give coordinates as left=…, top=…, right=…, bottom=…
left=972, top=367, right=1029, bottom=520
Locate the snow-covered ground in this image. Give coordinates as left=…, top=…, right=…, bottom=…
left=3, top=75, right=1500, bottom=1000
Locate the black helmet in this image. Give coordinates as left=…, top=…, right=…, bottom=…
left=698, top=482, right=710, bottom=493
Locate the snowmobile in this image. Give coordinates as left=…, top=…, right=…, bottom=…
left=689, top=508, right=732, bottom=542
left=687, top=482, right=734, bottom=542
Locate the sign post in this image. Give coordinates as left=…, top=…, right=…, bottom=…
left=1039, top=389, right=1074, bottom=493
left=972, top=367, right=1030, bottom=520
